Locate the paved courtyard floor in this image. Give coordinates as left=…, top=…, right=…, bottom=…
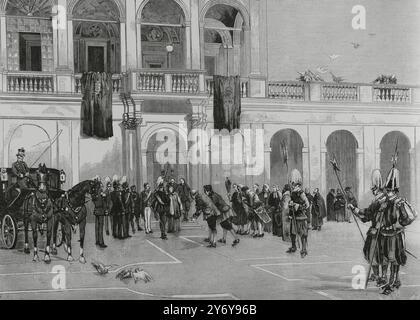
left=1, top=218, right=419, bottom=300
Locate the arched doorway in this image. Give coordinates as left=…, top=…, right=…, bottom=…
left=72, top=0, right=121, bottom=73
left=146, top=129, right=187, bottom=188
left=326, top=130, right=358, bottom=196
left=139, top=0, right=187, bottom=69
left=380, top=131, right=411, bottom=200
left=8, top=124, right=52, bottom=167
left=202, top=3, right=249, bottom=77
left=270, top=129, right=304, bottom=187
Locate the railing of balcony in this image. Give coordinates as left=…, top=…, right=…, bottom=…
left=268, top=81, right=305, bottom=100
left=205, top=76, right=250, bottom=98
left=373, top=85, right=411, bottom=103
left=133, top=69, right=205, bottom=94
left=268, top=81, right=416, bottom=104
left=321, top=83, right=359, bottom=101
left=6, top=72, right=55, bottom=94
left=74, top=74, right=122, bottom=94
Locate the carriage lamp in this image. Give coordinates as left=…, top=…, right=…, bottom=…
left=1, top=168, right=7, bottom=182
left=60, top=170, right=66, bottom=184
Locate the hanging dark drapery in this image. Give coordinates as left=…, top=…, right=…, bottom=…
left=81, top=72, right=114, bottom=139
left=213, top=75, right=241, bottom=131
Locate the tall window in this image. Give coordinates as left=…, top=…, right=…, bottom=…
left=140, top=0, right=186, bottom=69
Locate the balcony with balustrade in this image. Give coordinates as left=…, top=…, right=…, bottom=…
left=1, top=69, right=419, bottom=108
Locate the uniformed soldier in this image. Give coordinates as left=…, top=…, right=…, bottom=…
left=110, top=177, right=123, bottom=239
left=286, top=170, right=310, bottom=258
left=121, top=177, right=132, bottom=239
left=92, top=177, right=107, bottom=248
left=349, top=166, right=417, bottom=294
left=103, top=177, right=112, bottom=236
left=130, top=185, right=143, bottom=232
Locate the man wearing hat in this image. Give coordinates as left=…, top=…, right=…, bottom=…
left=110, top=178, right=123, bottom=239
left=12, top=148, right=30, bottom=190
left=121, top=177, right=132, bottom=239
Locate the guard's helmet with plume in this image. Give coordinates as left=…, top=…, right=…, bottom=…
left=104, top=176, right=112, bottom=187
left=371, top=169, right=383, bottom=192
left=385, top=167, right=400, bottom=193
left=289, top=169, right=302, bottom=187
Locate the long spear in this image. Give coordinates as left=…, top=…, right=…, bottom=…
left=329, top=156, right=365, bottom=242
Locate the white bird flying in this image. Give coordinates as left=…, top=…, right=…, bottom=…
left=316, top=66, right=329, bottom=74
left=329, top=54, right=341, bottom=61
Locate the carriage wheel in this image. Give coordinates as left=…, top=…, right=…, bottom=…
left=1, top=214, right=17, bottom=249
left=55, top=222, right=63, bottom=248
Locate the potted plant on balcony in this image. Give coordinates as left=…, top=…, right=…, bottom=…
left=297, top=69, right=324, bottom=100
left=373, top=74, right=398, bottom=101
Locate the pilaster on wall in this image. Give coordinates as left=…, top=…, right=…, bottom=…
left=308, top=126, right=321, bottom=192
left=125, top=0, right=136, bottom=71
left=0, top=13, right=6, bottom=72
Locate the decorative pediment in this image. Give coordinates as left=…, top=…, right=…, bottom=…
left=6, top=0, right=53, bottom=17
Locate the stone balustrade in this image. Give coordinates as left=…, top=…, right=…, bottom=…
left=268, top=81, right=417, bottom=104
left=5, top=72, right=55, bottom=94
left=205, top=76, right=250, bottom=98
left=74, top=73, right=122, bottom=94
left=268, top=81, right=306, bottom=100
left=132, top=69, right=206, bottom=95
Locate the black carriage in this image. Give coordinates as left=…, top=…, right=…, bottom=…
left=0, top=167, right=65, bottom=249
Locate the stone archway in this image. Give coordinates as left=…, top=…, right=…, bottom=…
left=326, top=130, right=358, bottom=196
left=72, top=0, right=121, bottom=74
left=380, top=131, right=411, bottom=200
left=270, top=129, right=304, bottom=187
left=7, top=124, right=52, bottom=167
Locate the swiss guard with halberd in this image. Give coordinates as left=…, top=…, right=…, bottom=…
left=286, top=169, right=310, bottom=258
left=349, top=162, right=417, bottom=294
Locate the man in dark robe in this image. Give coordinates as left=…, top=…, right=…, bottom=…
left=121, top=181, right=132, bottom=239
left=130, top=185, right=143, bottom=232
left=345, top=187, right=358, bottom=223
left=334, top=189, right=346, bottom=222
left=268, top=185, right=282, bottom=236
left=110, top=181, right=123, bottom=239
left=305, top=188, right=314, bottom=226
left=92, top=179, right=107, bottom=248
left=153, top=182, right=170, bottom=240
left=311, top=188, right=326, bottom=231
left=176, top=178, right=192, bottom=222
left=326, top=189, right=336, bottom=221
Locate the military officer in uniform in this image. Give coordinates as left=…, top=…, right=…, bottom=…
left=121, top=177, right=132, bottom=239
left=130, top=185, right=143, bottom=232
left=92, top=177, right=107, bottom=248
left=286, top=170, right=310, bottom=258
left=110, top=178, right=123, bottom=239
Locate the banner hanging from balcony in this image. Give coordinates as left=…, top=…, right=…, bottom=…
left=81, top=72, right=114, bottom=139
left=213, top=75, right=241, bottom=132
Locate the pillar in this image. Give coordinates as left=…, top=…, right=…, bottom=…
left=264, top=147, right=271, bottom=185
left=126, top=0, right=137, bottom=71
left=320, top=148, right=327, bottom=196
left=185, top=23, right=192, bottom=69
left=70, top=121, right=80, bottom=186
left=120, top=21, right=127, bottom=72
left=190, top=0, right=201, bottom=69
left=363, top=126, right=376, bottom=197
left=308, top=126, right=322, bottom=192
left=357, top=148, right=364, bottom=202
left=249, top=0, right=261, bottom=75
left=302, top=147, right=310, bottom=188
left=409, top=148, right=416, bottom=204
left=0, top=13, right=6, bottom=72
left=136, top=22, right=142, bottom=69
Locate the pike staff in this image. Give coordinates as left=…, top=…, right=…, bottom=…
left=329, top=156, right=365, bottom=242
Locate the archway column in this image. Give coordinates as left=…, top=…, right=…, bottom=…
left=0, top=12, right=6, bottom=72
left=190, top=0, right=200, bottom=69
left=125, top=0, right=136, bottom=71
left=357, top=148, right=365, bottom=201
left=120, top=20, right=127, bottom=72
left=410, top=148, right=416, bottom=203
left=320, top=148, right=327, bottom=196
left=302, top=147, right=310, bottom=188
left=264, top=147, right=271, bottom=185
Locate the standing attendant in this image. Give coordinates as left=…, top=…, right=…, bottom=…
left=130, top=185, right=143, bottom=232
left=177, top=178, right=192, bottom=222
left=141, top=183, right=154, bottom=234
left=92, top=177, right=107, bottom=248
left=110, top=180, right=123, bottom=239
left=121, top=179, right=132, bottom=238
left=334, top=189, right=346, bottom=222
left=345, top=187, right=357, bottom=223
left=326, top=189, right=336, bottom=221
left=103, top=178, right=112, bottom=236
left=167, top=185, right=183, bottom=233
left=268, top=185, right=282, bottom=237
left=153, top=182, right=170, bottom=240
left=311, top=188, right=326, bottom=231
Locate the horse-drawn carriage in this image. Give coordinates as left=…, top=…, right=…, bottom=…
left=0, top=167, right=65, bottom=250
left=1, top=165, right=100, bottom=264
